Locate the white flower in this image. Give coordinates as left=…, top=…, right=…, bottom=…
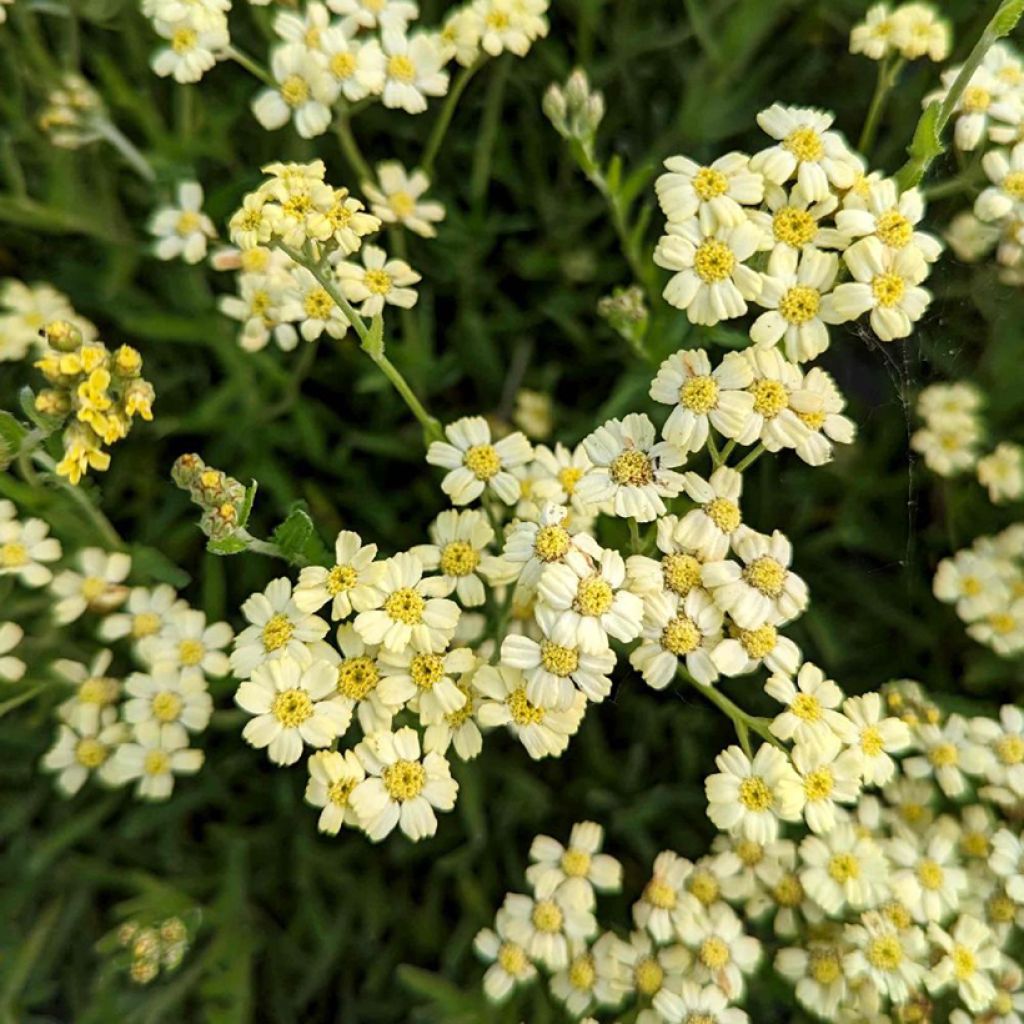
left=474, top=664, right=587, bottom=759
left=633, top=850, right=691, bottom=942
left=335, top=244, right=420, bottom=317
left=625, top=514, right=708, bottom=600
left=630, top=588, right=722, bottom=688
left=220, top=270, right=299, bottom=353
left=113, top=719, right=204, bottom=800
left=945, top=210, right=1001, bottom=262
left=422, top=668, right=483, bottom=760
left=933, top=551, right=997, bottom=620
left=917, top=380, right=983, bottom=423
left=331, top=624, right=402, bottom=733
left=654, top=980, right=750, bottom=1024
left=54, top=649, right=120, bottom=733
left=351, top=726, right=458, bottom=840
left=293, top=530, right=381, bottom=619
left=774, top=938, right=850, bottom=1020
left=142, top=607, right=233, bottom=681
left=527, top=442, right=593, bottom=510
left=526, top=821, right=622, bottom=909
left=889, top=829, right=968, bottom=922
left=705, top=744, right=805, bottom=844
left=321, top=28, right=385, bottom=100
left=363, top=162, right=445, bottom=237
left=979, top=143, right=1024, bottom=220
left=839, top=179, right=942, bottom=261
left=498, top=891, right=597, bottom=971
left=279, top=267, right=350, bottom=341
left=892, top=3, right=951, bottom=61
left=0, top=621, right=24, bottom=682
left=427, top=416, right=533, bottom=506
left=501, top=629, right=616, bottom=708
left=650, top=348, right=756, bottom=453
left=605, top=930, right=690, bottom=1009
left=751, top=246, right=842, bottom=364
left=793, top=367, right=857, bottom=467
left=928, top=66, right=1015, bottom=152
left=473, top=0, right=546, bottom=58
left=843, top=910, right=927, bottom=1005
left=123, top=667, right=213, bottom=737
left=537, top=547, right=644, bottom=654
left=50, top=548, right=131, bottom=624
left=328, top=0, right=417, bottom=32
left=765, top=662, right=856, bottom=756
left=150, top=18, right=228, bottom=84
left=799, top=823, right=890, bottom=915
left=304, top=748, right=365, bottom=835
left=0, top=280, right=96, bottom=361
left=676, top=467, right=745, bottom=561
left=98, top=584, right=184, bottom=645
left=850, top=4, right=898, bottom=60
left=474, top=910, right=538, bottom=1003
left=575, top=413, right=686, bottom=522
left=911, top=419, right=982, bottom=476
left=676, top=902, right=761, bottom=1000
left=972, top=705, right=1024, bottom=797
left=502, top=502, right=601, bottom=590
left=968, top=601, right=1024, bottom=657
left=353, top=551, right=460, bottom=653
left=412, top=509, right=494, bottom=607
left=230, top=577, right=330, bottom=677
left=735, top=348, right=812, bottom=453
left=235, top=651, right=348, bottom=765
left=904, top=716, right=990, bottom=798
left=792, top=744, right=862, bottom=834
left=842, top=692, right=911, bottom=786
left=978, top=443, right=1024, bottom=504
left=711, top=619, right=802, bottom=679
left=149, top=182, right=217, bottom=264
left=751, top=105, right=857, bottom=201
left=380, top=30, right=449, bottom=114
left=989, top=828, right=1024, bottom=902
left=654, top=215, right=763, bottom=326
left=41, top=709, right=127, bottom=796
left=656, top=152, right=764, bottom=227
left=377, top=642, right=475, bottom=722
left=252, top=44, right=339, bottom=139
left=702, top=526, right=809, bottom=630
left=751, top=182, right=847, bottom=256
left=926, top=916, right=1000, bottom=1011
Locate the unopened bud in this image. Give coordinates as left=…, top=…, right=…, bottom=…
left=44, top=319, right=82, bottom=352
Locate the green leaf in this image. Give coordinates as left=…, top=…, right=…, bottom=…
left=0, top=412, right=27, bottom=453
left=993, top=0, right=1024, bottom=38
left=238, top=481, right=258, bottom=530
left=206, top=535, right=248, bottom=556
left=18, top=388, right=62, bottom=434
left=271, top=505, right=330, bottom=565
left=130, top=544, right=192, bottom=587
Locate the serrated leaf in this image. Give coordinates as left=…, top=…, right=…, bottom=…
left=908, top=100, right=943, bottom=162
left=0, top=411, right=27, bottom=453
left=993, top=0, right=1024, bottom=37
left=207, top=535, right=248, bottom=556
left=18, top=387, right=62, bottom=434
left=272, top=507, right=313, bottom=557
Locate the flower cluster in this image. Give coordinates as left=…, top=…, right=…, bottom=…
left=112, top=916, right=192, bottom=986
left=478, top=684, right=1024, bottom=1023
left=32, top=319, right=155, bottom=485
left=36, top=73, right=107, bottom=150
left=849, top=3, right=952, bottom=63
left=172, top=453, right=251, bottom=542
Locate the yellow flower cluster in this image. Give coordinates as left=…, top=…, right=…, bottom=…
left=116, top=917, right=190, bottom=986
left=34, top=319, right=155, bottom=485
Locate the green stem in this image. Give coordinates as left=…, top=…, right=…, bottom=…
left=335, top=110, right=374, bottom=185
left=421, top=58, right=485, bottom=177
left=857, top=55, right=905, bottom=156
left=31, top=451, right=124, bottom=549
left=923, top=165, right=987, bottom=199
left=628, top=517, right=642, bottom=553
left=225, top=45, right=275, bottom=87
left=732, top=443, right=766, bottom=474
left=96, top=121, right=155, bottom=183
left=679, top=669, right=783, bottom=751
left=718, top=438, right=737, bottom=465
left=236, top=529, right=304, bottom=565
left=707, top=432, right=722, bottom=469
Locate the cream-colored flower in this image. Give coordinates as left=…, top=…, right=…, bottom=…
left=911, top=418, right=983, bottom=476
left=765, top=662, right=855, bottom=756
left=793, top=367, right=856, bottom=467
left=735, top=347, right=813, bottom=453
left=377, top=642, right=475, bottom=722
left=98, top=584, right=184, bottom=646
left=842, top=692, right=912, bottom=786
left=526, top=821, right=622, bottom=909
left=499, top=891, right=597, bottom=971
left=113, top=719, right=204, bottom=800
left=328, top=0, right=417, bottom=32
left=500, top=630, right=616, bottom=709
left=843, top=910, right=927, bottom=1005
left=304, top=748, right=365, bottom=835
left=850, top=4, right=898, bottom=60
left=50, top=548, right=131, bottom=624
left=892, top=3, right=951, bottom=61
left=926, top=915, right=1000, bottom=1011
left=54, top=649, right=120, bottom=733
left=904, top=716, right=990, bottom=798
left=142, top=607, right=233, bottom=681
left=502, top=502, right=601, bottom=590
left=978, top=442, right=1024, bottom=504
left=889, top=830, right=968, bottom=922
left=676, top=902, right=761, bottom=1000
left=42, top=708, right=128, bottom=796
left=427, top=416, right=533, bottom=505
left=321, top=28, right=385, bottom=101
left=799, top=823, right=890, bottom=915
left=838, top=179, right=942, bottom=263
left=293, top=530, right=381, bottom=619
left=331, top=624, right=402, bottom=734
left=335, top=244, right=420, bottom=317
left=380, top=30, right=449, bottom=114
left=363, top=162, right=445, bottom=237
left=474, top=910, right=538, bottom=1003
left=252, top=44, right=339, bottom=139
left=750, top=182, right=847, bottom=257
left=412, top=509, right=494, bottom=607
left=149, top=182, right=217, bottom=264
left=0, top=621, right=25, bottom=682
left=792, top=744, right=862, bottom=835
left=280, top=267, right=349, bottom=341
left=633, top=850, right=691, bottom=943
left=150, top=17, right=228, bottom=84
left=656, top=152, right=764, bottom=227
left=711, top=618, right=802, bottom=679
left=676, top=467, right=745, bottom=561
left=629, top=588, right=722, bottom=688
left=123, top=667, right=213, bottom=737
left=655, top=980, right=750, bottom=1024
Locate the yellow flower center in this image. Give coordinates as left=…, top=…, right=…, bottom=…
left=79, top=677, right=118, bottom=704
left=497, top=942, right=528, bottom=975
left=337, top=656, right=379, bottom=700
left=327, top=564, right=358, bottom=595
left=989, top=612, right=1016, bottom=634
left=962, top=86, right=991, bottom=113
left=739, top=623, right=777, bottom=658
left=282, top=194, right=312, bottom=219
left=534, top=524, right=571, bottom=562
left=152, top=691, right=183, bottom=722
left=540, top=641, right=579, bottom=677
left=0, top=543, right=27, bottom=567
left=610, top=449, right=654, bottom=486
left=663, top=553, right=702, bottom=596
left=688, top=870, right=719, bottom=905
left=383, top=758, right=425, bottom=800
left=271, top=688, right=314, bottom=727
left=327, top=777, right=355, bottom=806
left=464, top=443, right=501, bottom=480
left=133, top=612, right=161, bottom=638
left=81, top=576, right=107, bottom=601
left=744, top=555, right=787, bottom=597
left=387, top=54, right=416, bottom=83
left=804, top=767, right=834, bottom=802
left=383, top=587, right=425, bottom=624
left=330, top=51, right=357, bottom=79
left=997, top=734, right=1024, bottom=764
left=531, top=899, right=563, bottom=933
left=773, top=207, right=816, bottom=247
left=989, top=892, right=1016, bottom=923
left=883, top=900, right=912, bottom=930
left=76, top=737, right=108, bottom=767
left=251, top=290, right=272, bottom=319
left=574, top=575, right=614, bottom=616
left=262, top=613, right=294, bottom=652
left=176, top=211, right=200, bottom=235
left=738, top=775, right=772, bottom=811
left=568, top=953, right=595, bottom=991
left=860, top=726, right=884, bottom=757
left=644, top=878, right=677, bottom=910
left=705, top=497, right=741, bottom=533
left=961, top=575, right=982, bottom=596
left=797, top=409, right=826, bottom=431
left=828, top=852, right=860, bottom=883
left=171, top=26, right=196, bottom=53
left=779, top=285, right=821, bottom=325
left=662, top=614, right=701, bottom=655
left=409, top=652, right=444, bottom=690
left=871, top=272, right=905, bottom=308
left=144, top=750, right=171, bottom=775
left=561, top=848, right=590, bottom=877
left=791, top=693, right=822, bottom=722
left=634, top=956, right=665, bottom=996
left=557, top=466, right=583, bottom=494
left=693, top=239, right=736, bottom=284
left=680, top=374, right=719, bottom=413
left=784, top=127, right=824, bottom=162
left=485, top=9, right=510, bottom=29
left=994, top=992, right=1015, bottom=1015
left=951, top=945, right=976, bottom=980
left=699, top=936, right=730, bottom=970
left=736, top=839, right=763, bottom=865
left=750, top=378, right=789, bottom=418
left=439, top=541, right=479, bottom=578
left=928, top=742, right=958, bottom=767
left=917, top=859, right=943, bottom=890
left=962, top=831, right=989, bottom=858
left=1003, top=170, right=1024, bottom=200
left=507, top=686, right=545, bottom=725
left=280, top=75, right=310, bottom=107
left=389, top=190, right=416, bottom=219
left=867, top=934, right=904, bottom=971
left=876, top=210, right=913, bottom=248
left=364, top=268, right=392, bottom=295
left=809, top=949, right=842, bottom=985
left=304, top=288, right=335, bottom=320
left=177, top=639, right=204, bottom=667
left=774, top=873, right=804, bottom=907
left=693, top=166, right=729, bottom=200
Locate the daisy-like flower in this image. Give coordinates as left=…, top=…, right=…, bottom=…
left=774, top=935, right=850, bottom=1022
left=377, top=642, right=475, bottom=722
left=427, top=416, right=533, bottom=506
left=149, top=182, right=217, bottom=265
left=528, top=442, right=593, bottom=510
left=676, top=902, right=761, bottom=1000
left=353, top=551, right=460, bottom=653
left=843, top=910, right=927, bottom=1005
left=98, top=584, right=184, bottom=645
left=968, top=602, right=1024, bottom=657
left=575, top=413, right=686, bottom=522
left=500, top=630, right=616, bottom=709
left=537, top=547, right=644, bottom=654
left=271, top=0, right=331, bottom=46
left=989, top=828, right=1024, bottom=901
left=0, top=517, right=61, bottom=587
left=625, top=514, right=708, bottom=600
left=280, top=267, right=349, bottom=341
left=751, top=246, right=842, bottom=364
left=123, top=667, right=213, bottom=737
left=474, top=910, right=538, bottom=1003
left=50, top=548, right=131, bottom=624
left=933, top=549, right=1009, bottom=622
left=918, top=380, right=983, bottom=423
left=705, top=743, right=805, bottom=844
left=606, top=931, right=690, bottom=1012
left=892, top=2, right=951, bottom=61
left=331, top=624, right=402, bottom=734
left=793, top=366, right=857, bottom=467
left=321, top=27, right=385, bottom=100
left=650, top=348, right=756, bottom=454
left=904, top=716, right=990, bottom=798
left=655, top=152, right=764, bottom=227
left=764, top=662, right=856, bottom=756
left=929, top=66, right=1015, bottom=152
left=675, top=467, right=745, bottom=561
left=252, top=44, right=339, bottom=138
left=654, top=215, right=763, bottom=326
left=473, top=0, right=546, bottom=58
left=412, top=509, right=494, bottom=607
left=926, top=916, right=1000, bottom=1011
left=474, top=664, right=587, bottom=759
left=792, top=744, right=862, bottom=834
left=752, top=182, right=847, bottom=257
left=41, top=708, right=128, bottom=796
left=235, top=651, right=348, bottom=765
left=850, top=3, right=898, bottom=60
left=735, top=347, right=812, bottom=453
left=502, top=502, right=601, bottom=590
left=363, top=162, right=445, bottom=237
left=549, top=933, right=625, bottom=1020
left=526, top=821, right=622, bottom=909
left=54, top=649, right=120, bottom=733
left=911, top=418, right=983, bottom=476
left=329, top=0, right=417, bottom=32
left=633, top=851, right=691, bottom=943
left=751, top=104, right=858, bottom=202
left=711, top=618, right=802, bottom=679
left=220, top=271, right=298, bottom=353
left=304, top=748, right=365, bottom=835
left=889, top=829, right=968, bottom=922
left=498, top=891, right=597, bottom=971
left=143, top=607, right=233, bottom=682
left=702, top=526, right=809, bottom=631
left=351, top=726, right=458, bottom=841
left=113, top=719, right=204, bottom=800
left=230, top=577, right=330, bottom=678
left=654, top=980, right=750, bottom=1024
left=838, top=179, right=942, bottom=263
left=629, top=588, right=723, bottom=688
left=978, top=144, right=1024, bottom=224
left=423, top=668, right=483, bottom=761
left=978, top=442, right=1024, bottom=504
left=380, top=30, right=449, bottom=114
left=150, top=18, right=228, bottom=84
left=293, top=530, right=381, bottom=620
left=972, top=705, right=1024, bottom=797
left=842, top=693, right=912, bottom=786
left=0, top=622, right=24, bottom=682
left=799, top=824, right=890, bottom=915
left=335, top=244, right=420, bottom=317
